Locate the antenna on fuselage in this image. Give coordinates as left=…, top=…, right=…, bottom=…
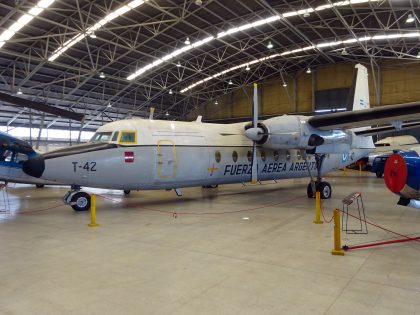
left=149, top=107, right=155, bottom=120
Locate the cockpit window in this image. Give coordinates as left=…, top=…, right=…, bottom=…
left=111, top=132, right=119, bottom=141
left=90, top=132, right=113, bottom=143
left=375, top=143, right=390, bottom=147
left=119, top=131, right=137, bottom=144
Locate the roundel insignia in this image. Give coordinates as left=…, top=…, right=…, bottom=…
left=384, top=153, right=407, bottom=193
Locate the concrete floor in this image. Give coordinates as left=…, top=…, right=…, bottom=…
left=1, top=170, right=420, bottom=315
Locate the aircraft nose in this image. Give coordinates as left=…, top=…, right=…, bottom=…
left=22, top=155, right=45, bottom=178
left=384, top=153, right=407, bottom=193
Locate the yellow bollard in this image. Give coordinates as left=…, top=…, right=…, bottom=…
left=332, top=208, right=344, bottom=256
left=88, top=194, right=99, bottom=227
left=342, top=166, right=347, bottom=176
left=359, top=164, right=362, bottom=175
left=313, top=191, right=323, bottom=224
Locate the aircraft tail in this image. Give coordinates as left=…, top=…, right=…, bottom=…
left=346, top=64, right=370, bottom=112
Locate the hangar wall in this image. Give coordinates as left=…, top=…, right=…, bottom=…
left=191, top=61, right=420, bottom=121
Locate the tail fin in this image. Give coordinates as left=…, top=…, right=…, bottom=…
left=346, top=64, right=370, bottom=111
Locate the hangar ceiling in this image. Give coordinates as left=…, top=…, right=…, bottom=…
left=0, top=0, right=419, bottom=132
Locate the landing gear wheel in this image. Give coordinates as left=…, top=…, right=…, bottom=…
left=318, top=182, right=332, bottom=199
left=123, top=190, right=131, bottom=195
left=307, top=182, right=332, bottom=199
left=202, top=185, right=218, bottom=189
left=375, top=171, right=383, bottom=178
left=35, top=184, right=44, bottom=188
left=70, top=192, right=91, bottom=211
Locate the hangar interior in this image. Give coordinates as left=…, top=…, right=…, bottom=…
left=1, top=0, right=420, bottom=314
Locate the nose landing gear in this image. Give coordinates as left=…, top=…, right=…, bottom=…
left=63, top=185, right=91, bottom=211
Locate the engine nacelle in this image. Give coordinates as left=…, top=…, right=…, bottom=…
left=384, top=150, right=420, bottom=201
left=248, top=115, right=352, bottom=152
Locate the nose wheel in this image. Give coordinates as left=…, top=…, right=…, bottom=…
left=63, top=187, right=91, bottom=211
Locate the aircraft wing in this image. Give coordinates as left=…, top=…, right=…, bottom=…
left=354, top=121, right=420, bottom=136
left=308, top=101, right=420, bottom=131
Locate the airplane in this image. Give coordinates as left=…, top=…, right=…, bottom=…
left=2, top=63, right=420, bottom=211
left=383, top=148, right=420, bottom=209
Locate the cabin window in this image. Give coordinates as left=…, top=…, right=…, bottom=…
left=297, top=151, right=302, bottom=160
left=273, top=151, right=279, bottom=161
left=215, top=151, right=221, bottom=163
left=111, top=132, right=119, bottom=141
left=261, top=151, right=266, bottom=162
left=232, top=151, right=238, bottom=162
left=286, top=150, right=291, bottom=161
left=119, top=131, right=137, bottom=144
left=90, top=132, right=113, bottom=143
left=247, top=150, right=252, bottom=162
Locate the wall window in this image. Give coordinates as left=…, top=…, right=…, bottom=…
left=215, top=151, right=221, bottom=163
left=273, top=150, right=279, bottom=161
left=286, top=150, right=291, bottom=161
left=247, top=150, right=252, bottom=162
left=232, top=151, right=238, bottom=162
left=261, top=151, right=266, bottom=162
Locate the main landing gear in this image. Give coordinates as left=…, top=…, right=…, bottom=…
left=305, top=153, right=332, bottom=199
left=63, top=185, right=91, bottom=211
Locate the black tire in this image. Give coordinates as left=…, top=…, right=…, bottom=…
left=71, top=192, right=91, bottom=211
left=123, top=190, right=131, bottom=195
left=375, top=171, right=383, bottom=178
left=202, top=184, right=219, bottom=189
left=318, top=182, right=332, bottom=199
left=35, top=184, right=45, bottom=188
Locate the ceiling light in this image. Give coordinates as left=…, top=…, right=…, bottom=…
left=107, top=102, right=112, bottom=107
left=406, top=14, right=415, bottom=23
left=89, top=32, right=97, bottom=38
left=283, top=82, right=287, bottom=87
left=165, top=111, right=170, bottom=116
left=228, top=79, right=233, bottom=85
left=176, top=61, right=181, bottom=67
left=185, top=37, right=191, bottom=45
left=306, top=68, right=311, bottom=74
left=0, top=0, right=56, bottom=50
left=180, top=30, right=420, bottom=93
left=195, top=0, right=202, bottom=5
left=48, top=0, right=148, bottom=61
left=341, top=48, right=349, bottom=55
left=99, top=72, right=106, bottom=79
left=267, top=41, right=273, bottom=49
left=303, top=12, right=310, bottom=17
left=16, top=88, right=23, bottom=95
left=417, top=52, right=420, bottom=58
left=214, top=100, right=219, bottom=105
left=169, top=89, right=173, bottom=94
left=126, top=1, right=381, bottom=81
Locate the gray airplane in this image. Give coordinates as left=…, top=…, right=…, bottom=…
left=1, top=64, right=420, bottom=211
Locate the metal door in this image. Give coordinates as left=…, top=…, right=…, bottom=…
left=156, top=140, right=177, bottom=179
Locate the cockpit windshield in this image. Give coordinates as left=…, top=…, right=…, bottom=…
left=90, top=132, right=113, bottom=143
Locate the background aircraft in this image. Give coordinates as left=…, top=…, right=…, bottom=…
left=2, top=64, right=420, bottom=211
left=384, top=148, right=420, bottom=209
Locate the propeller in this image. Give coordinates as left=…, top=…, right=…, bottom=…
left=251, top=83, right=259, bottom=183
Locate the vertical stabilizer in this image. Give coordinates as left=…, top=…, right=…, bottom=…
left=346, top=64, right=370, bottom=111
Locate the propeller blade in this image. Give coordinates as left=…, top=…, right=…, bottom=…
left=252, top=83, right=258, bottom=128
left=219, top=133, right=243, bottom=136
left=251, top=141, right=257, bottom=183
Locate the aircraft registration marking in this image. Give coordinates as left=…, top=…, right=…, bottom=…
left=72, top=161, right=97, bottom=172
